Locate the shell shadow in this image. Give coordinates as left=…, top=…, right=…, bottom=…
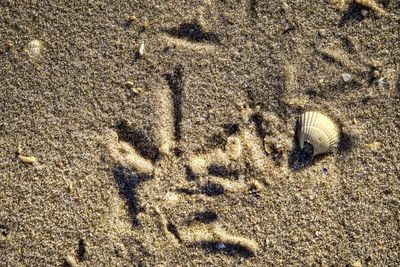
left=288, top=142, right=321, bottom=171
left=336, top=130, right=357, bottom=166
left=338, top=131, right=355, bottom=153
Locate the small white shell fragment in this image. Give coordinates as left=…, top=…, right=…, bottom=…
left=342, top=73, right=352, bottom=82
left=27, top=40, right=43, bottom=58
left=378, top=77, right=388, bottom=86
left=132, top=88, right=142, bottom=95
left=216, top=243, right=225, bottom=249
left=19, top=155, right=36, bottom=163
left=139, top=42, right=145, bottom=56
left=299, top=111, right=339, bottom=156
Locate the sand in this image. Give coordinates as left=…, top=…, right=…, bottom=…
left=1, top=0, right=399, bottom=266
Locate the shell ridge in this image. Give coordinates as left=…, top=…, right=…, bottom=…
left=304, top=125, right=331, bottom=154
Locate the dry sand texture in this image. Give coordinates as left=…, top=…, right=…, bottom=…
left=1, top=0, right=400, bottom=266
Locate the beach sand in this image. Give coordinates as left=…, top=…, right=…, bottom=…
left=1, top=0, right=399, bottom=265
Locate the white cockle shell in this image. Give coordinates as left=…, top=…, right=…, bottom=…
left=298, top=111, right=339, bottom=156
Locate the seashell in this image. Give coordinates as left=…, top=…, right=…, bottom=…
left=18, top=155, right=36, bottom=163
left=298, top=111, right=339, bottom=156
left=27, top=40, right=43, bottom=58
left=342, top=73, right=352, bottom=82
left=138, top=42, right=145, bottom=56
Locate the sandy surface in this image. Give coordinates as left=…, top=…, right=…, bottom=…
left=1, top=0, right=399, bottom=266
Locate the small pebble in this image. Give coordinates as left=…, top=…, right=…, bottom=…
left=373, top=69, right=380, bottom=78
left=318, top=29, right=327, bottom=37
left=216, top=243, right=225, bottom=249
left=264, top=143, right=272, bottom=154
left=342, top=73, right=352, bottom=82
left=125, top=81, right=134, bottom=88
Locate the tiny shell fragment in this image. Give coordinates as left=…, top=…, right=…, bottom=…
left=125, top=81, right=134, bottom=88
left=19, top=155, right=36, bottom=163
left=132, top=87, right=142, bottom=95
left=264, top=143, right=272, bottom=154
left=342, top=73, right=352, bottom=82
left=298, top=111, right=339, bottom=156
left=27, top=40, right=43, bottom=58
left=139, top=42, right=145, bottom=56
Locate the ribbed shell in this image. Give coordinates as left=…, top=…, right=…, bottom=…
left=299, top=111, right=339, bottom=156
